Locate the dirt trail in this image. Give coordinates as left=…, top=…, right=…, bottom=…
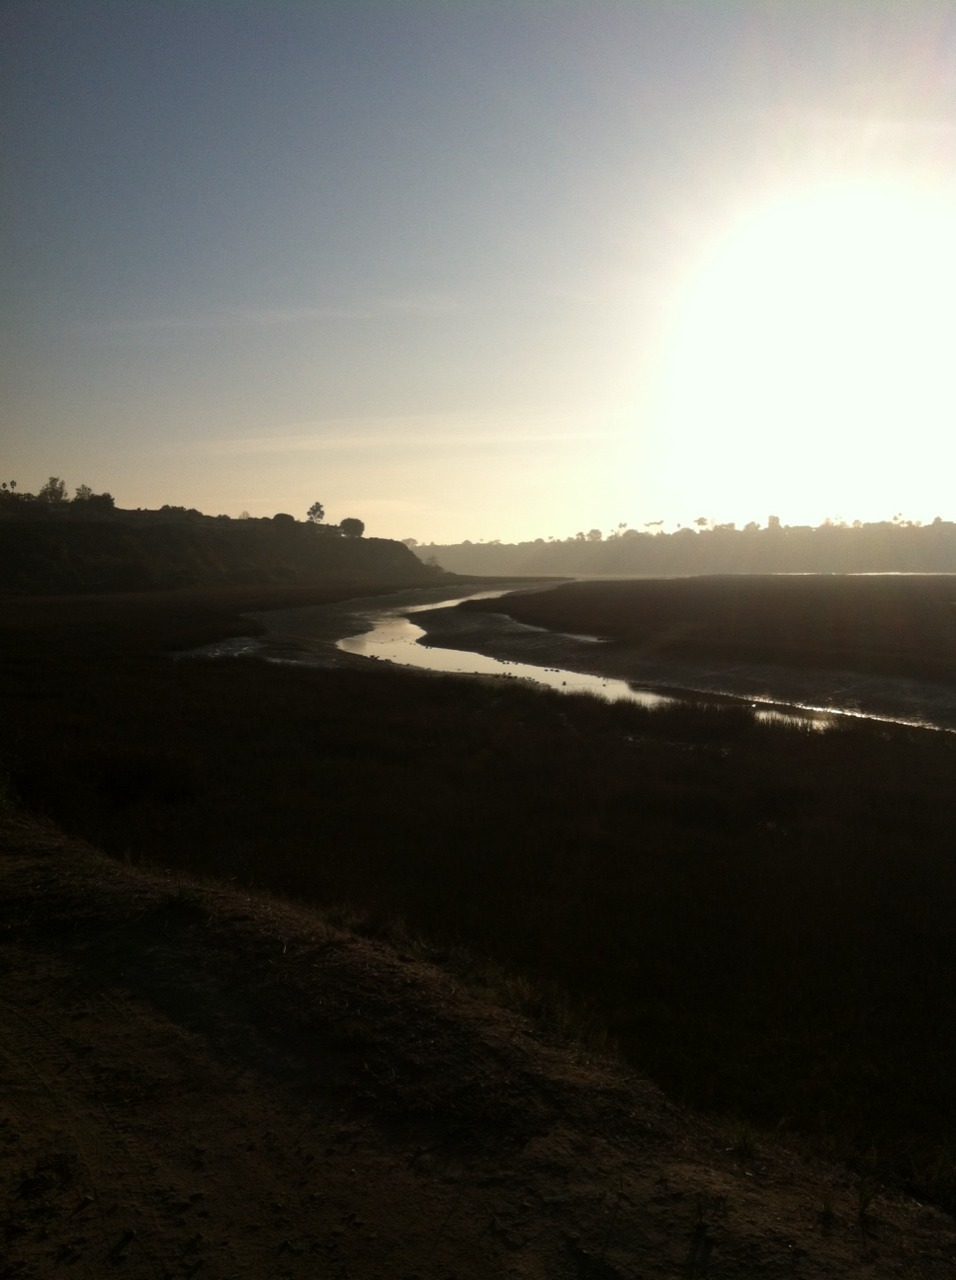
left=2, top=811, right=954, bottom=1279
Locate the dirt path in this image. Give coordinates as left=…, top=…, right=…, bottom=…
left=2, top=811, right=954, bottom=1279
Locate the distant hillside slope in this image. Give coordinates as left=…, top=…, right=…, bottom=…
left=423, top=518, right=956, bottom=577
left=0, top=516, right=442, bottom=594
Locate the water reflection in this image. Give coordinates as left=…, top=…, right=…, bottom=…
left=336, top=593, right=834, bottom=727
left=186, top=583, right=951, bottom=733
left=340, top=608, right=674, bottom=708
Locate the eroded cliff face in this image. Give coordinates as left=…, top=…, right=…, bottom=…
left=0, top=516, right=441, bottom=594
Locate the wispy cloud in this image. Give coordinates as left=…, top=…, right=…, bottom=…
left=173, top=413, right=608, bottom=457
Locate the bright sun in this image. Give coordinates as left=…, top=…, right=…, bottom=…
left=653, top=180, right=956, bottom=525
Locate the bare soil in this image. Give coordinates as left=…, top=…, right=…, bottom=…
left=3, top=810, right=955, bottom=1279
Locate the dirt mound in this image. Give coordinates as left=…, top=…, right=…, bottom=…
left=2, top=810, right=954, bottom=1279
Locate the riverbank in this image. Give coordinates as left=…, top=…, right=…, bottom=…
left=234, top=577, right=956, bottom=728
left=450, top=575, right=956, bottom=725
left=216, top=580, right=557, bottom=670
left=412, top=599, right=956, bottom=728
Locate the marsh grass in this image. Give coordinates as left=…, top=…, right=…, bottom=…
left=3, top=583, right=956, bottom=1212
left=0, top=761, right=18, bottom=812
left=467, top=574, right=956, bottom=682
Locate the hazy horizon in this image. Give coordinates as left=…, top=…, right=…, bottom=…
left=5, top=2, right=956, bottom=543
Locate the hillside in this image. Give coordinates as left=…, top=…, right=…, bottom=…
left=3, top=808, right=955, bottom=1279
left=0, top=514, right=440, bottom=594
left=422, top=517, right=956, bottom=577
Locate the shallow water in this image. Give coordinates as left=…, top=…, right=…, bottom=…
left=189, top=583, right=952, bottom=731
left=336, top=590, right=834, bottom=729
left=338, top=594, right=675, bottom=709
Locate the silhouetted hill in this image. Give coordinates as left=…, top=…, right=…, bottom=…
left=0, top=514, right=442, bottom=594
left=422, top=517, right=956, bottom=576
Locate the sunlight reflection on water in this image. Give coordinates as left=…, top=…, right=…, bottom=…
left=187, top=586, right=950, bottom=733
left=339, top=610, right=675, bottom=708
left=336, top=593, right=835, bottom=728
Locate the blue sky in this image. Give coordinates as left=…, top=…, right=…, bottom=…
left=5, top=2, right=956, bottom=541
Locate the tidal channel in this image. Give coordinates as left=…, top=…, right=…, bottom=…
left=195, top=584, right=954, bottom=732
left=334, top=588, right=833, bottom=729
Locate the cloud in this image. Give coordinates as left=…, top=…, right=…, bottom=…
left=172, top=413, right=609, bottom=457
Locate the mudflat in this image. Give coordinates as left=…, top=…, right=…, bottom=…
left=458, top=575, right=956, bottom=681
left=417, top=574, right=956, bottom=727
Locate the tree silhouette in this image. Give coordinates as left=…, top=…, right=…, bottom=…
left=38, top=477, right=67, bottom=504
left=70, top=487, right=115, bottom=516
left=306, top=501, right=325, bottom=523
left=339, top=517, right=365, bottom=538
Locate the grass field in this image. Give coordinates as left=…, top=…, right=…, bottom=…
left=3, top=578, right=955, bottom=1213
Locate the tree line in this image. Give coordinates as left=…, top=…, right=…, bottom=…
left=418, top=515, right=956, bottom=576
left=1, top=476, right=116, bottom=516
left=0, top=480, right=365, bottom=538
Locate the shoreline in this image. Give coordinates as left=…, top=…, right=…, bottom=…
left=241, top=585, right=956, bottom=730
left=411, top=603, right=956, bottom=731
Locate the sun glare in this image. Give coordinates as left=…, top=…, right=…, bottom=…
left=653, top=180, right=956, bottom=524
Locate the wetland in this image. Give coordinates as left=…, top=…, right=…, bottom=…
left=3, top=572, right=956, bottom=1226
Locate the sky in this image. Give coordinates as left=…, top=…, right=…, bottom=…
left=4, top=1, right=956, bottom=543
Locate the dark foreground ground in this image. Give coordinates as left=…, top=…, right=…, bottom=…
left=2, top=577, right=956, bottom=1274
left=3, top=810, right=955, bottom=1279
